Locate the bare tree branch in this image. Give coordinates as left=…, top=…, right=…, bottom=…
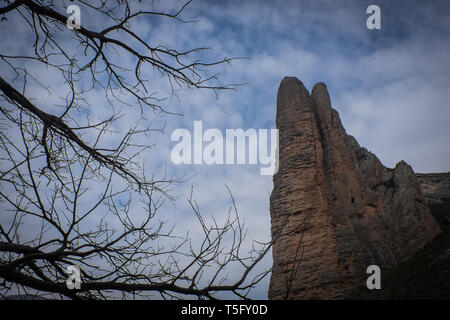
left=0, top=0, right=270, bottom=300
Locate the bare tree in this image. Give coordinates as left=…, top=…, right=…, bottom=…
left=0, top=0, right=271, bottom=299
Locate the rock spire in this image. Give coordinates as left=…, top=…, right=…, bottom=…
left=268, top=77, right=441, bottom=299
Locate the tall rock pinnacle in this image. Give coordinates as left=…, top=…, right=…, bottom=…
left=268, top=77, right=441, bottom=299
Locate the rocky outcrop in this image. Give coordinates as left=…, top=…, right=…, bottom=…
left=268, top=77, right=441, bottom=299
left=349, top=173, right=450, bottom=299
left=416, top=173, right=450, bottom=228
left=416, top=173, right=450, bottom=205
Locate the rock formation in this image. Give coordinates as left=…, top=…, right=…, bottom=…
left=416, top=173, right=450, bottom=227
left=268, top=77, right=441, bottom=299
left=416, top=173, right=450, bottom=206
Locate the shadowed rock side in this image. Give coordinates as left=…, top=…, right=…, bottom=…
left=268, top=77, right=441, bottom=300
left=348, top=173, right=450, bottom=300
left=416, top=173, right=450, bottom=228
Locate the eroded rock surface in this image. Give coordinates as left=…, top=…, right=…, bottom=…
left=416, top=173, right=450, bottom=227
left=268, top=77, right=441, bottom=299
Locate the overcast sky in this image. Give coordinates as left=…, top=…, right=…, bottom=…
left=1, top=0, right=450, bottom=299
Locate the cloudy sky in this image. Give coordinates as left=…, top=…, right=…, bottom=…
left=1, top=0, right=450, bottom=299
left=153, top=0, right=450, bottom=297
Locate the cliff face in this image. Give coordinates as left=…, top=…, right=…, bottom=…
left=416, top=173, right=450, bottom=228
left=268, top=77, right=441, bottom=299
left=349, top=172, right=450, bottom=300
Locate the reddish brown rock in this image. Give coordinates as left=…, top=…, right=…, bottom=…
left=268, top=77, right=441, bottom=299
